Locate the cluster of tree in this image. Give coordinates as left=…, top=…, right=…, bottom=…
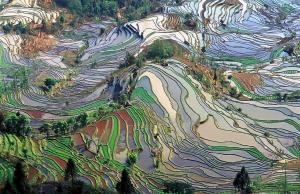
left=120, top=0, right=156, bottom=22
left=111, top=71, right=139, bottom=108
left=116, top=93, right=129, bottom=106
left=97, top=103, right=122, bottom=120
left=0, top=112, right=32, bottom=137
left=163, top=181, right=195, bottom=194
left=145, top=40, right=177, bottom=60
left=3, top=15, right=66, bottom=36
left=0, top=159, right=115, bottom=194
left=54, top=0, right=160, bottom=21
left=275, top=91, right=300, bottom=102
left=1, top=160, right=254, bottom=194
left=64, top=159, right=136, bottom=194
left=119, top=52, right=145, bottom=69
left=55, top=0, right=117, bottom=17
left=41, top=77, right=58, bottom=92
left=39, top=113, right=88, bottom=136
left=2, top=22, right=28, bottom=34
left=64, top=159, right=137, bottom=194
left=119, top=52, right=136, bottom=69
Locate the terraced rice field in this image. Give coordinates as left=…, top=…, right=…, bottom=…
left=0, top=0, right=300, bottom=193
left=0, top=105, right=165, bottom=193
left=133, top=59, right=300, bottom=191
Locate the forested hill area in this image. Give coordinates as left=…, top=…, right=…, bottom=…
left=54, top=0, right=162, bottom=21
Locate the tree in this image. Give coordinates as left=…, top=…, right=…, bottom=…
left=0, top=111, right=6, bottom=131
left=125, top=52, right=136, bottom=67
left=118, top=93, right=129, bottom=106
left=135, top=57, right=144, bottom=68
left=13, top=161, right=30, bottom=194
left=14, top=22, right=27, bottom=34
left=127, top=152, right=137, bottom=166
left=70, top=180, right=84, bottom=194
left=213, top=69, right=218, bottom=82
left=43, top=78, right=58, bottom=92
left=76, top=113, right=88, bottom=128
left=117, top=0, right=126, bottom=8
left=91, top=62, right=97, bottom=69
left=3, top=23, right=13, bottom=33
left=59, top=14, right=65, bottom=24
left=2, top=113, right=31, bottom=136
left=1, top=179, right=17, bottom=194
left=283, top=93, right=288, bottom=102
left=56, top=183, right=63, bottom=193
left=116, top=169, right=135, bottom=194
left=55, top=0, right=82, bottom=14
left=65, top=158, right=77, bottom=183
left=146, top=40, right=175, bottom=60
left=53, top=121, right=68, bottom=135
left=98, top=106, right=109, bottom=119
left=229, top=87, right=238, bottom=97
left=233, top=166, right=251, bottom=193
left=283, top=44, right=295, bottom=56
left=67, top=117, right=76, bottom=131
left=39, top=123, right=51, bottom=137
left=275, top=92, right=282, bottom=102
left=163, top=181, right=195, bottom=194
left=119, top=52, right=136, bottom=69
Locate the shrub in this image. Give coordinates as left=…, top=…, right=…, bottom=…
left=127, top=152, right=138, bottom=165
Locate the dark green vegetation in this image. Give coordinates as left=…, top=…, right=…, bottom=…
left=145, top=40, right=183, bottom=60
left=233, top=167, right=251, bottom=194
left=0, top=159, right=115, bottom=194
left=0, top=112, right=31, bottom=137
left=0, top=159, right=138, bottom=194
left=163, top=181, right=195, bottom=194
left=1, top=161, right=30, bottom=194
left=0, top=110, right=89, bottom=138
left=54, top=0, right=161, bottom=22
left=2, top=23, right=28, bottom=35
left=119, top=52, right=138, bottom=69
left=119, top=41, right=180, bottom=69
left=41, top=78, right=58, bottom=92
left=116, top=169, right=135, bottom=194
left=64, top=158, right=77, bottom=183
left=39, top=113, right=88, bottom=136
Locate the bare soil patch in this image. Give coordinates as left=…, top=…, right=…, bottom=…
left=233, top=72, right=262, bottom=91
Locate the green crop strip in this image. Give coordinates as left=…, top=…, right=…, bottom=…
left=215, top=55, right=264, bottom=66
left=131, top=87, right=157, bottom=104
left=289, top=146, right=300, bottom=158
left=209, top=146, right=270, bottom=161
left=64, top=99, right=107, bottom=115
